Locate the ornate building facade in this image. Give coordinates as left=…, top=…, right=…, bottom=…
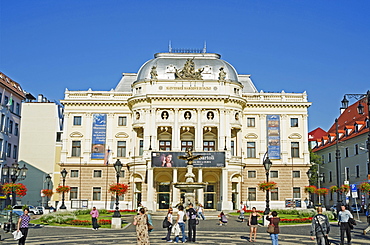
left=60, top=51, right=311, bottom=211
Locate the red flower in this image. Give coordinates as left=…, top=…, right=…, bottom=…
left=1, top=183, right=27, bottom=197
left=56, top=186, right=71, bottom=193
left=304, top=185, right=317, bottom=194
left=257, top=181, right=277, bottom=192
left=315, top=188, right=329, bottom=196
left=41, top=189, right=53, bottom=197
left=109, top=183, right=129, bottom=196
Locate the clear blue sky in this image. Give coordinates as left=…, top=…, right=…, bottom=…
left=1, top=0, right=369, bottom=132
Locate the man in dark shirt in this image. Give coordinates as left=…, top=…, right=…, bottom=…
left=187, top=203, right=198, bottom=242
left=310, top=207, right=330, bottom=245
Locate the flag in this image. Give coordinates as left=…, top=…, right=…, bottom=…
left=6, top=95, right=13, bottom=107
left=104, top=148, right=111, bottom=165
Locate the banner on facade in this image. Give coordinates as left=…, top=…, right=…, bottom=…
left=91, top=114, right=107, bottom=159
left=151, top=152, right=225, bottom=167
left=266, top=115, right=281, bottom=159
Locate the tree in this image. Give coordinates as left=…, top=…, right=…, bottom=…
left=308, top=149, right=322, bottom=185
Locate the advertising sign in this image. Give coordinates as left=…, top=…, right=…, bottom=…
left=267, top=115, right=281, bottom=159
left=91, top=114, right=107, bottom=159
left=151, top=152, right=225, bottom=168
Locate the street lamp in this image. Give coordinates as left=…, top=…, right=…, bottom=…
left=113, top=159, right=123, bottom=218
left=59, top=168, right=68, bottom=209
left=318, top=173, right=324, bottom=205
left=45, top=174, right=52, bottom=208
left=263, top=153, right=272, bottom=215
left=335, top=118, right=342, bottom=215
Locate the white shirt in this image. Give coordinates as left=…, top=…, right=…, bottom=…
left=178, top=210, right=185, bottom=223
left=198, top=206, right=203, bottom=213
left=167, top=213, right=173, bottom=223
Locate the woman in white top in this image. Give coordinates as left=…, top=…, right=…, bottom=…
left=175, top=205, right=186, bottom=243
left=165, top=208, right=173, bottom=242
left=197, top=204, right=205, bottom=220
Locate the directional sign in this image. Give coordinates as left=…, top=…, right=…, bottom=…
left=351, top=184, right=358, bottom=198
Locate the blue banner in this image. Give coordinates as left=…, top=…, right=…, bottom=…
left=267, top=115, right=281, bottom=159
left=91, top=114, right=107, bottom=159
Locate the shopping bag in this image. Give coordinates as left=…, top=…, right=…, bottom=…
left=12, top=230, right=23, bottom=240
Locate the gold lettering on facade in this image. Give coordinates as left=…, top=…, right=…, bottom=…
left=166, top=86, right=211, bottom=90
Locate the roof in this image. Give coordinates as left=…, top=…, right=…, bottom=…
left=0, top=72, right=26, bottom=99
left=308, top=127, right=327, bottom=141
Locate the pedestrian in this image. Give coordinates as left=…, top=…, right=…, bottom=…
left=17, top=207, right=30, bottom=245
left=266, top=211, right=280, bottom=245
left=218, top=211, right=228, bottom=225
left=174, top=205, right=186, bottom=243
left=197, top=203, right=205, bottom=220
left=248, top=207, right=262, bottom=242
left=137, top=202, right=143, bottom=214
left=310, top=207, right=330, bottom=245
left=363, top=205, right=370, bottom=235
left=187, top=203, right=197, bottom=242
left=144, top=207, right=153, bottom=233
left=239, top=201, right=246, bottom=222
left=90, top=206, right=99, bottom=230
left=133, top=207, right=150, bottom=245
left=338, top=204, right=353, bottom=245
left=165, top=208, right=173, bottom=242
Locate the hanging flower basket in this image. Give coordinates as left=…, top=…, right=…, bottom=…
left=41, top=189, right=54, bottom=197
left=329, top=186, right=339, bottom=193
left=56, top=185, right=71, bottom=193
left=315, top=188, right=329, bottom=196
left=304, top=185, right=317, bottom=194
left=257, top=181, right=277, bottom=192
left=339, top=184, right=350, bottom=194
left=1, top=183, right=27, bottom=197
left=359, top=182, right=370, bottom=192
left=109, top=183, right=129, bottom=196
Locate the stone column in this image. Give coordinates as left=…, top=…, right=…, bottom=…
left=173, top=108, right=179, bottom=151
left=195, top=109, right=202, bottom=151
left=221, top=168, right=231, bottom=210
left=147, top=167, right=155, bottom=211
left=172, top=168, right=179, bottom=206
left=197, top=168, right=204, bottom=205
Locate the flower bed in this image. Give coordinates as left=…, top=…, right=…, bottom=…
left=68, top=219, right=112, bottom=226
left=236, top=209, right=264, bottom=214
left=280, top=217, right=313, bottom=223
left=107, top=209, right=136, bottom=213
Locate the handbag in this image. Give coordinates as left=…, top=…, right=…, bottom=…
left=195, top=218, right=200, bottom=225
left=348, top=218, right=356, bottom=230
left=267, top=217, right=275, bottom=233
left=162, top=216, right=171, bottom=228
left=12, top=230, right=23, bottom=240
left=315, top=215, right=331, bottom=245
left=146, top=215, right=154, bottom=231
left=183, top=213, right=187, bottom=222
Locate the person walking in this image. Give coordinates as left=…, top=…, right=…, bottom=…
left=266, top=211, right=280, bottom=245
left=133, top=207, right=150, bottom=245
left=90, top=206, right=99, bottom=230
left=239, top=201, right=246, bottom=222
left=165, top=208, right=173, bottom=242
left=338, top=204, right=353, bottom=245
left=218, top=211, right=228, bottom=225
left=187, top=203, right=197, bottom=242
left=363, top=205, right=370, bottom=235
left=310, top=207, right=330, bottom=245
left=197, top=203, right=205, bottom=220
left=174, top=205, right=186, bottom=243
left=17, top=207, right=30, bottom=245
left=248, top=207, right=262, bottom=242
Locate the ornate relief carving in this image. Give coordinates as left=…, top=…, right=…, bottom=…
left=184, top=111, right=192, bottom=120
left=175, top=58, right=203, bottom=80
left=115, top=132, right=129, bottom=138
left=288, top=133, right=302, bottom=139
left=245, top=133, right=258, bottom=139
left=161, top=111, right=169, bottom=120
left=70, top=131, right=83, bottom=138
left=150, top=66, right=158, bottom=79
left=218, top=67, right=226, bottom=81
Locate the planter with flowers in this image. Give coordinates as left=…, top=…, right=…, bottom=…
left=359, top=182, right=370, bottom=192
left=257, top=181, right=277, bottom=192
left=304, top=185, right=317, bottom=194
left=56, top=185, right=71, bottom=194
left=41, top=189, right=54, bottom=197
left=1, top=183, right=27, bottom=197
left=109, top=183, right=129, bottom=196
left=315, top=188, right=329, bottom=196
left=339, top=184, right=350, bottom=194
left=329, top=185, right=339, bottom=193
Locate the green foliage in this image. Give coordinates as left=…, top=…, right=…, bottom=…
left=309, top=150, right=323, bottom=186
left=273, top=209, right=316, bottom=217
left=39, top=211, right=77, bottom=224
left=73, top=209, right=91, bottom=215
left=4, top=205, right=12, bottom=210
left=22, top=204, right=28, bottom=211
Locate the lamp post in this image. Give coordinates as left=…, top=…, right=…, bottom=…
left=318, top=173, right=324, bottom=206
left=263, top=153, right=272, bottom=215
left=113, top=159, right=123, bottom=218
left=59, top=168, right=68, bottom=209
left=334, top=118, right=343, bottom=216
left=45, top=174, right=52, bottom=208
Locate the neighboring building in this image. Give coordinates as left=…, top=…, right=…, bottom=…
left=0, top=72, right=26, bottom=206
left=312, top=98, right=369, bottom=207
left=60, top=50, right=311, bottom=211
left=18, top=94, right=64, bottom=206
left=308, top=127, right=327, bottom=149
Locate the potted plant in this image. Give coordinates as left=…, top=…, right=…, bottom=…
left=329, top=185, right=339, bottom=193
left=41, top=189, right=54, bottom=197
left=257, top=181, right=277, bottom=192
left=56, top=185, right=71, bottom=193
left=109, top=183, right=129, bottom=196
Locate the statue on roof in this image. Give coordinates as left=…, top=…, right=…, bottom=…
left=178, top=147, right=203, bottom=166
left=150, top=66, right=158, bottom=79
left=175, top=58, right=203, bottom=80
left=218, top=67, right=226, bottom=81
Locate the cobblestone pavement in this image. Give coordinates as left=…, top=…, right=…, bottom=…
left=1, top=214, right=370, bottom=244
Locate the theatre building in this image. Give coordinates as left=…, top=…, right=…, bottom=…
left=59, top=50, right=311, bottom=211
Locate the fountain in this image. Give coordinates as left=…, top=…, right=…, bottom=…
left=174, top=149, right=207, bottom=207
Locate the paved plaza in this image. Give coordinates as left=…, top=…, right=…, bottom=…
left=1, top=213, right=370, bottom=244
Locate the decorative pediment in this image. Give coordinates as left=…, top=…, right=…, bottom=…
left=115, top=132, right=129, bottom=138
left=70, top=132, right=83, bottom=138
left=288, top=133, right=302, bottom=139
left=245, top=133, right=258, bottom=139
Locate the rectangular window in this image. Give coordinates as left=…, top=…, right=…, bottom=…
left=356, top=165, right=360, bottom=178
left=4, top=96, right=8, bottom=106
left=7, top=143, right=11, bottom=157
left=328, top=153, right=332, bottom=162
left=292, top=171, right=300, bottom=178
left=93, top=170, right=102, bottom=178
left=16, top=103, right=20, bottom=115
left=355, top=144, right=359, bottom=155
left=203, top=141, right=215, bottom=151
left=0, top=93, right=2, bottom=104
left=345, top=167, right=350, bottom=181
left=290, top=118, right=299, bottom=127
left=93, top=187, right=101, bottom=201
left=159, top=141, right=171, bottom=151
left=73, top=116, right=82, bottom=126
left=231, top=141, right=235, bottom=156
left=182, top=141, right=193, bottom=151
left=9, top=120, right=13, bottom=134
left=248, top=187, right=256, bottom=201
left=293, top=187, right=301, bottom=199
left=270, top=171, right=278, bottom=178
left=329, top=171, right=332, bottom=182
left=70, top=187, right=78, bottom=199
left=271, top=188, right=278, bottom=201
left=120, top=170, right=125, bottom=178
left=13, top=145, right=17, bottom=159
left=118, top=116, right=127, bottom=126
left=247, top=142, right=256, bottom=158
left=247, top=170, right=256, bottom=178
left=71, top=141, right=81, bottom=157
left=10, top=101, right=14, bottom=112
left=1, top=114, right=5, bottom=132
left=139, top=140, right=144, bottom=156
left=345, top=147, right=349, bottom=158
left=15, top=123, right=19, bottom=136
left=56, top=132, right=62, bottom=142
left=117, top=141, right=126, bottom=157
left=247, top=118, right=255, bottom=127
left=291, top=142, right=299, bottom=158
left=70, top=170, right=79, bottom=178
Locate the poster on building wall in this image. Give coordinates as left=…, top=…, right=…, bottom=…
left=267, top=115, right=281, bottom=159
left=151, top=152, right=225, bottom=167
left=91, top=114, right=107, bottom=159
